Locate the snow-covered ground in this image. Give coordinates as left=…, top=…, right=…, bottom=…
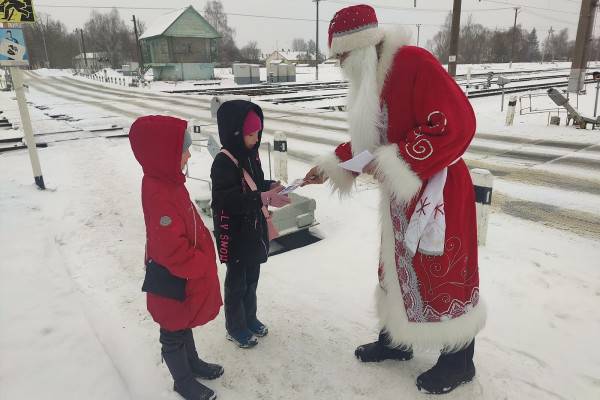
left=1, top=65, right=600, bottom=399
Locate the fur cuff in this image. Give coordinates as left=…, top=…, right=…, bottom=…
left=316, top=153, right=355, bottom=196
left=373, top=144, right=422, bottom=203
left=376, top=284, right=487, bottom=352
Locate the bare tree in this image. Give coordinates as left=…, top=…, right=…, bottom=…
left=292, top=38, right=308, bottom=52
left=22, top=13, right=80, bottom=69
left=240, top=41, right=261, bottom=62
left=431, top=12, right=452, bottom=62
left=549, top=28, right=570, bottom=61
left=203, top=0, right=240, bottom=65
left=83, top=8, right=136, bottom=69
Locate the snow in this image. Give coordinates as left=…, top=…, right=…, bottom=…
left=1, top=137, right=599, bottom=400
left=494, top=179, right=600, bottom=215
left=1, top=64, right=600, bottom=399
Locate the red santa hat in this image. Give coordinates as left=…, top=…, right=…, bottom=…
left=328, top=4, right=385, bottom=57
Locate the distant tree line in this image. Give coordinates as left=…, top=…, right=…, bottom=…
left=290, top=38, right=325, bottom=63
left=427, top=13, right=579, bottom=64
left=22, top=9, right=141, bottom=70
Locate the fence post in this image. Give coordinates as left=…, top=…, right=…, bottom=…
left=505, top=95, right=517, bottom=126
left=470, top=169, right=494, bottom=246
left=273, top=131, right=288, bottom=183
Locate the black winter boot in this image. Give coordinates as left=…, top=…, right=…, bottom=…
left=354, top=331, right=413, bottom=363
left=160, top=329, right=217, bottom=400
left=416, top=340, right=476, bottom=395
left=182, top=329, right=224, bottom=380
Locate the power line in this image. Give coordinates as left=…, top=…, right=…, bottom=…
left=480, top=0, right=579, bottom=15
left=35, top=3, right=442, bottom=27
left=36, top=4, right=176, bottom=10
left=523, top=9, right=578, bottom=25
left=325, top=0, right=514, bottom=13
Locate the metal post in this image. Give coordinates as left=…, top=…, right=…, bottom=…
left=569, top=0, right=598, bottom=93
left=11, top=67, right=45, bottom=190
left=448, top=0, right=462, bottom=77
left=594, top=81, right=600, bottom=116
left=509, top=7, right=520, bottom=69
left=501, top=88, right=505, bottom=112
left=416, top=24, right=421, bottom=47
left=315, top=0, right=320, bottom=81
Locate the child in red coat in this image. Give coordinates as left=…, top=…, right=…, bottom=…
left=130, top=115, right=223, bottom=400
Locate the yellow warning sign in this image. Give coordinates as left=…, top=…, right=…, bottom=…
left=0, top=0, right=35, bottom=23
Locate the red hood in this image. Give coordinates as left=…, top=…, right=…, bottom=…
left=129, top=115, right=187, bottom=185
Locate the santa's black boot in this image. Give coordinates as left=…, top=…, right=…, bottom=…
left=160, top=329, right=217, bottom=400
left=182, top=329, right=224, bottom=380
left=354, top=331, right=413, bottom=363
left=416, top=339, right=476, bottom=395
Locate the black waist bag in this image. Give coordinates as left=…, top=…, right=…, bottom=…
left=142, top=259, right=187, bottom=302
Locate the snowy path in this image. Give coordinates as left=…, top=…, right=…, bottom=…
left=1, top=136, right=599, bottom=400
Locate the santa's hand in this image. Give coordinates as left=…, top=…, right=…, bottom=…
left=302, top=166, right=328, bottom=186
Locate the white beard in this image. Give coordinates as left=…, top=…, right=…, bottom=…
left=341, top=46, right=382, bottom=156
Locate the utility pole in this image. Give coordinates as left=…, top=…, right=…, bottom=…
left=416, top=24, right=422, bottom=47
left=509, top=7, right=520, bottom=69
left=541, top=26, right=554, bottom=64
left=314, top=0, right=320, bottom=81
left=569, top=0, right=598, bottom=93
left=132, top=15, right=144, bottom=73
left=448, top=0, right=462, bottom=77
left=78, top=28, right=88, bottom=68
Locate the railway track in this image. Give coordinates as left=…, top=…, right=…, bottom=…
left=160, top=70, right=595, bottom=106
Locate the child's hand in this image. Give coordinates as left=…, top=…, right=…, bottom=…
left=270, top=181, right=284, bottom=191
left=261, top=186, right=292, bottom=208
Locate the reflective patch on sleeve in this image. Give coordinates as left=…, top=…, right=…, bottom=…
left=160, top=216, right=172, bottom=227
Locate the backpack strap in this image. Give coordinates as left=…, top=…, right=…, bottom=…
left=219, top=150, right=275, bottom=237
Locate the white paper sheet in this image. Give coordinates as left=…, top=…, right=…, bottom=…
left=339, top=150, right=374, bottom=173
left=279, top=179, right=305, bottom=195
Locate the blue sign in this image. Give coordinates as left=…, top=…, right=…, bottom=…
left=0, top=28, right=28, bottom=66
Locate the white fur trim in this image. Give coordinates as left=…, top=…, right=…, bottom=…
left=373, top=144, right=422, bottom=203
left=376, top=28, right=412, bottom=95
left=376, top=192, right=487, bottom=351
left=330, top=26, right=385, bottom=57
left=315, top=153, right=355, bottom=196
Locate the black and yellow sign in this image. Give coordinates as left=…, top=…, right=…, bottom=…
left=0, top=0, right=35, bottom=23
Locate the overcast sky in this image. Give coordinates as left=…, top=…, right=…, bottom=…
left=35, top=0, right=584, bottom=54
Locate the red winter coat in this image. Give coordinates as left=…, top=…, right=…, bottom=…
left=130, top=116, right=222, bottom=332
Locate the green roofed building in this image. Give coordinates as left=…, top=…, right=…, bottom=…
left=140, top=6, right=220, bottom=81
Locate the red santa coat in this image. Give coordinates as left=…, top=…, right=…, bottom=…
left=318, top=31, right=486, bottom=350
left=130, top=116, right=223, bottom=332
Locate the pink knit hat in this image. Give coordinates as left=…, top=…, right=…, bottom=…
left=243, top=111, right=262, bottom=136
